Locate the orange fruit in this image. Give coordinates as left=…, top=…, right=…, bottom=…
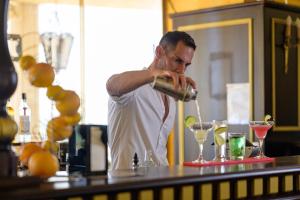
left=0, top=116, right=18, bottom=141
left=28, top=63, right=55, bottom=87
left=55, top=90, right=80, bottom=115
left=19, top=55, right=36, bottom=70
left=47, top=85, right=65, bottom=101
left=62, top=112, right=81, bottom=125
left=28, top=151, right=59, bottom=177
left=47, top=116, right=73, bottom=141
left=42, top=140, right=59, bottom=154
left=19, top=143, right=43, bottom=166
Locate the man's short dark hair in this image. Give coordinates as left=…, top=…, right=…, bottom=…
left=159, top=31, right=196, bottom=51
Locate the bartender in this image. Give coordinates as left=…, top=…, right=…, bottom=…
left=106, top=31, right=197, bottom=169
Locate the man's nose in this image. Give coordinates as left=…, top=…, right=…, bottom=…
left=177, top=64, right=185, bottom=74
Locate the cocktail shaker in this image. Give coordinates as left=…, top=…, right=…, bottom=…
left=151, top=76, right=197, bottom=102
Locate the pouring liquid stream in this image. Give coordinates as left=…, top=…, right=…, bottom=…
left=195, top=100, right=203, bottom=130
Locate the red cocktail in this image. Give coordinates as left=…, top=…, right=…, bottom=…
left=249, top=121, right=274, bottom=158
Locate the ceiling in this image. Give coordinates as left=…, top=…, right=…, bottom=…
left=10, top=0, right=161, bottom=9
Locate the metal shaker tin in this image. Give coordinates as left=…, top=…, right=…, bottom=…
left=151, top=76, right=197, bottom=102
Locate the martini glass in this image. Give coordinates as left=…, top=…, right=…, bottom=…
left=249, top=121, right=274, bottom=158
left=188, top=122, right=213, bottom=163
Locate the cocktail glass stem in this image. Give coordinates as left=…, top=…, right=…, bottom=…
left=195, top=143, right=205, bottom=163
left=258, top=139, right=264, bottom=158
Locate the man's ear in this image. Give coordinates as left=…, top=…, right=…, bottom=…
left=155, top=45, right=164, bottom=58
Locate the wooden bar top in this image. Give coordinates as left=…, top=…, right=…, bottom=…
left=1, top=156, right=300, bottom=199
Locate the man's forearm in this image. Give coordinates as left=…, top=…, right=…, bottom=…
left=106, top=69, right=154, bottom=97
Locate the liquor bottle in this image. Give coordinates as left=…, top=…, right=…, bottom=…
left=19, top=93, right=31, bottom=143
left=151, top=76, right=198, bottom=102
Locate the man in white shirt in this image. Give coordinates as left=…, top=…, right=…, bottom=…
left=106, top=31, right=197, bottom=169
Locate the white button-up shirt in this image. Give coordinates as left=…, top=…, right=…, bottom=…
left=108, top=83, right=176, bottom=170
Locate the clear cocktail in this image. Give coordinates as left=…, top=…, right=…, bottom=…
left=249, top=121, right=274, bottom=158
left=213, top=120, right=228, bottom=161
left=188, top=122, right=213, bottom=163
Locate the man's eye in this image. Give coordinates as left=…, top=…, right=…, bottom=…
left=175, top=59, right=183, bottom=64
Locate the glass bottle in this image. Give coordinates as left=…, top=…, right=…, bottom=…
left=19, top=93, right=31, bottom=143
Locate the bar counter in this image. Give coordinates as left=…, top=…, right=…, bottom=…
left=2, top=156, right=300, bottom=200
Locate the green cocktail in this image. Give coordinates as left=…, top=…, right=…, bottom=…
left=229, top=133, right=246, bottom=160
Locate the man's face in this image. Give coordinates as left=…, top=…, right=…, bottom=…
left=161, top=41, right=195, bottom=74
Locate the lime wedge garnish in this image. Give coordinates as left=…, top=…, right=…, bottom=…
left=214, top=134, right=226, bottom=146
left=264, top=114, right=272, bottom=122
left=184, top=115, right=197, bottom=128
left=264, top=115, right=272, bottom=125
left=214, top=126, right=228, bottom=135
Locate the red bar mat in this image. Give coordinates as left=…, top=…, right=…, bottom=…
left=183, top=157, right=275, bottom=167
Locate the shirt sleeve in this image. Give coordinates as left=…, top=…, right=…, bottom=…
left=110, top=90, right=135, bottom=105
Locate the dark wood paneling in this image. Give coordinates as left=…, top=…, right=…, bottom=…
left=172, top=1, right=300, bottom=158
left=264, top=7, right=300, bottom=157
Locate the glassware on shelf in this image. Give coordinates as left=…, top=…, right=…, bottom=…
left=187, top=122, right=213, bottom=163
left=249, top=121, right=275, bottom=158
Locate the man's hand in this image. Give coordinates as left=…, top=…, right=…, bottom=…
left=149, top=68, right=196, bottom=90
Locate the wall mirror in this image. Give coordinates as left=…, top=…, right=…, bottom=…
left=173, top=18, right=253, bottom=163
